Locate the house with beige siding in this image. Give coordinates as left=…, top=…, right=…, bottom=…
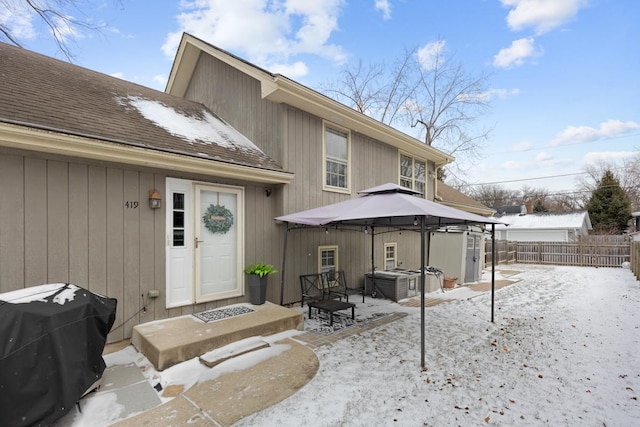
left=0, top=34, right=453, bottom=342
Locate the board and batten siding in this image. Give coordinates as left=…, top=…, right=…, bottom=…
left=0, top=150, right=285, bottom=342
left=0, top=152, right=166, bottom=341
left=183, top=53, right=285, bottom=166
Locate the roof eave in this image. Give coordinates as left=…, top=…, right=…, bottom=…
left=0, top=123, right=294, bottom=185
left=438, top=200, right=496, bottom=217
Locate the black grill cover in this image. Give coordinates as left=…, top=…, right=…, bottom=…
left=0, top=284, right=117, bottom=427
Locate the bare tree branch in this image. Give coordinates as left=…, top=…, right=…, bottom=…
left=0, top=0, right=117, bottom=61
left=320, top=40, right=493, bottom=180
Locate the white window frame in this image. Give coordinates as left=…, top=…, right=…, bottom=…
left=399, top=153, right=427, bottom=198
left=323, top=121, right=351, bottom=194
left=384, top=242, right=398, bottom=270
left=318, top=245, right=339, bottom=274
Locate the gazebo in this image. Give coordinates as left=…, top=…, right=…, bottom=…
left=276, top=183, right=504, bottom=368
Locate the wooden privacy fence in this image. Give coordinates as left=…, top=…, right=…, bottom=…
left=486, top=238, right=631, bottom=268
left=631, top=241, right=640, bottom=280
left=485, top=240, right=517, bottom=265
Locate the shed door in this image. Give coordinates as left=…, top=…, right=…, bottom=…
left=464, top=234, right=481, bottom=283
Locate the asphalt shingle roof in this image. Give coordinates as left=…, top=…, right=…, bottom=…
left=0, top=42, right=285, bottom=172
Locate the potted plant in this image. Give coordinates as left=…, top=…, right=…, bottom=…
left=443, top=277, right=457, bottom=289
left=244, top=263, right=278, bottom=305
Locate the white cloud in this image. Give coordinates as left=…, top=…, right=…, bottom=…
left=161, top=0, right=346, bottom=77
left=508, top=141, right=534, bottom=152
left=535, top=151, right=552, bottom=161
left=493, top=37, right=539, bottom=68
left=501, top=156, right=570, bottom=170
left=0, top=0, right=36, bottom=40
left=551, top=119, right=640, bottom=146
left=584, top=151, right=637, bottom=164
left=500, top=0, right=587, bottom=35
left=417, top=40, right=445, bottom=71
left=267, top=61, right=309, bottom=78
left=375, top=0, right=391, bottom=20
left=153, top=74, right=168, bottom=86
left=474, top=87, right=520, bottom=101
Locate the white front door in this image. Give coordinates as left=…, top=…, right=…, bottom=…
left=194, top=184, right=244, bottom=303
left=166, top=178, right=244, bottom=308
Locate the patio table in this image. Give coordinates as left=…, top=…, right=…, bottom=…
left=307, top=299, right=355, bottom=326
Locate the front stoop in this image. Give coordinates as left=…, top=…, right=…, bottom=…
left=131, top=302, right=303, bottom=371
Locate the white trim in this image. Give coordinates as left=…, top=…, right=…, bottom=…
left=384, top=242, right=398, bottom=270
left=399, top=152, right=427, bottom=199
left=322, top=121, right=351, bottom=194
left=194, top=183, right=245, bottom=303
left=0, top=123, right=294, bottom=184
left=165, top=178, right=194, bottom=308
left=318, top=245, right=339, bottom=274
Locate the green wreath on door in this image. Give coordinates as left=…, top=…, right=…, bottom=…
left=203, top=204, right=234, bottom=234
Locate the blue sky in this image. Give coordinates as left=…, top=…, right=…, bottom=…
left=2, top=0, right=638, bottom=194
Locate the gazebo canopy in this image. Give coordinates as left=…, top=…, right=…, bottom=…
left=276, top=183, right=504, bottom=369
left=276, top=183, right=503, bottom=229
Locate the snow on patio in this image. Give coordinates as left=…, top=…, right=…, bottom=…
left=238, top=265, right=640, bottom=426
left=63, top=265, right=639, bottom=426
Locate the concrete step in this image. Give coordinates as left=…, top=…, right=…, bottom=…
left=131, top=302, right=303, bottom=371
left=199, top=336, right=270, bottom=367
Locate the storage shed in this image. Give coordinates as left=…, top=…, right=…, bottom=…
left=428, top=229, right=485, bottom=285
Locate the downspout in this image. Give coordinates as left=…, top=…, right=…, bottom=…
left=279, top=222, right=289, bottom=306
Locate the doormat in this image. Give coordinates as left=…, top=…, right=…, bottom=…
left=304, top=311, right=389, bottom=335
left=192, top=306, right=255, bottom=323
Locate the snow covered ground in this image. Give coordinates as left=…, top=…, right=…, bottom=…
left=65, top=264, right=639, bottom=426
left=238, top=265, right=640, bottom=426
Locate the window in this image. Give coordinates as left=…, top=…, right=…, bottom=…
left=172, top=193, right=185, bottom=247
left=324, top=123, right=350, bottom=192
left=318, top=245, right=339, bottom=274
left=400, top=154, right=426, bottom=198
left=384, top=243, right=397, bottom=270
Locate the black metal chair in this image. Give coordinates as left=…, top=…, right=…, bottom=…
left=299, top=273, right=324, bottom=307
left=322, top=270, right=349, bottom=302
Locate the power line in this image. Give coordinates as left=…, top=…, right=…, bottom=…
left=458, top=165, right=632, bottom=188
left=459, top=171, right=589, bottom=187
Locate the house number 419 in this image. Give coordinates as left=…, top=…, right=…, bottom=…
left=125, top=201, right=139, bottom=209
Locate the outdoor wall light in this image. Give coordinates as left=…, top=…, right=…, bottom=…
left=149, top=190, right=162, bottom=209
left=413, top=216, right=419, bottom=226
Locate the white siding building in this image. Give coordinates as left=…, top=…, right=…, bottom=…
left=495, top=212, right=592, bottom=242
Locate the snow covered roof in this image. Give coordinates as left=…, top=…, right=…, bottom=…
left=495, top=211, right=592, bottom=230
left=0, top=42, right=286, bottom=174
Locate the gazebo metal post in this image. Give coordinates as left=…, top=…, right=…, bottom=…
left=368, top=226, right=374, bottom=303
left=491, top=223, right=496, bottom=323
left=279, top=222, right=289, bottom=306
left=420, top=216, right=426, bottom=369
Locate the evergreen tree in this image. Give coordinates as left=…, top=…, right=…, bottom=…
left=532, top=199, right=549, bottom=213
left=586, top=170, right=632, bottom=233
